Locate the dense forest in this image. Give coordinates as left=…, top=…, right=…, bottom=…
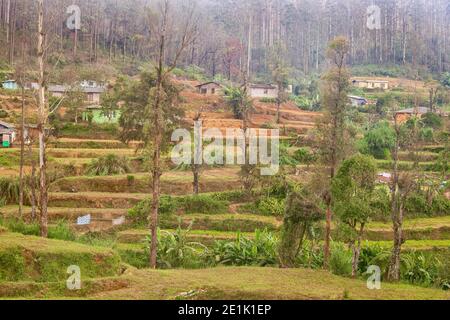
left=0, top=0, right=449, bottom=81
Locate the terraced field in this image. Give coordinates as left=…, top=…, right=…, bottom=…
left=0, top=112, right=448, bottom=300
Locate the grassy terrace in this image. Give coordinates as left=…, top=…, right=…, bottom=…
left=0, top=231, right=122, bottom=283
left=89, top=267, right=450, bottom=300
left=50, top=169, right=242, bottom=195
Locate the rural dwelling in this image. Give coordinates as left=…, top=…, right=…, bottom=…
left=48, top=81, right=105, bottom=104
left=83, top=87, right=105, bottom=104
left=0, top=120, right=16, bottom=148
left=82, top=106, right=121, bottom=124
left=16, top=124, right=40, bottom=143
left=348, top=95, right=368, bottom=107
left=395, top=107, right=429, bottom=123
left=196, top=82, right=223, bottom=95
left=249, top=84, right=279, bottom=99
left=2, top=80, right=19, bottom=90
left=352, top=79, right=389, bottom=90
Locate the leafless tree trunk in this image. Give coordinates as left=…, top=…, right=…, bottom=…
left=19, top=82, right=25, bottom=218
left=351, top=223, right=365, bottom=278
left=148, top=0, right=197, bottom=268
left=28, top=143, right=37, bottom=221
left=37, top=0, right=48, bottom=238
left=388, top=118, right=402, bottom=281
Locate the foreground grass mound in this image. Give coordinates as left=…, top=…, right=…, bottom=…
left=90, top=267, right=450, bottom=300
left=0, top=232, right=122, bottom=282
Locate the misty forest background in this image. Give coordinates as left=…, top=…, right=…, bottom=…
left=0, top=0, right=449, bottom=83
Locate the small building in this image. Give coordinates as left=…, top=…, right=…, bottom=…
left=2, top=80, right=19, bottom=90
left=48, top=85, right=68, bottom=98
left=82, top=106, right=121, bottom=124
left=48, top=83, right=105, bottom=104
left=395, top=107, right=429, bottom=123
left=196, top=82, right=223, bottom=95
left=352, top=79, right=389, bottom=90
left=249, top=84, right=279, bottom=99
left=348, top=95, right=368, bottom=107
left=0, top=120, right=16, bottom=148
left=84, top=87, right=104, bottom=104
left=17, top=124, right=40, bottom=143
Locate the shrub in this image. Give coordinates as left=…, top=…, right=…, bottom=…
left=209, top=230, right=278, bottom=267
left=404, top=192, right=450, bottom=217
left=85, top=154, right=131, bottom=176
left=47, top=220, right=76, bottom=241
left=358, top=243, right=390, bottom=275
left=329, top=243, right=352, bottom=277
left=296, top=243, right=324, bottom=269
left=421, top=112, right=443, bottom=129
left=0, top=177, right=22, bottom=205
left=255, top=196, right=285, bottom=216
left=128, top=196, right=178, bottom=226
left=181, top=195, right=229, bottom=214
left=210, top=190, right=246, bottom=202
left=146, top=224, right=208, bottom=269
left=401, top=251, right=442, bottom=288
left=293, top=147, right=316, bottom=166
left=360, top=121, right=395, bottom=159
left=259, top=97, right=277, bottom=104
left=0, top=109, right=8, bottom=118
left=291, top=95, right=312, bottom=110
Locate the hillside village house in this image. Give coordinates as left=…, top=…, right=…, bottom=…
left=1, top=80, right=19, bottom=90
left=196, top=82, right=223, bottom=95
left=348, top=95, right=368, bottom=107
left=48, top=81, right=105, bottom=104
left=0, top=120, right=16, bottom=148
left=249, top=84, right=279, bottom=99
left=395, top=107, right=429, bottom=123
left=352, top=79, right=389, bottom=90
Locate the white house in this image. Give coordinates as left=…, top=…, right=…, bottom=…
left=48, top=81, right=105, bottom=104
left=196, top=82, right=223, bottom=95
left=249, top=84, right=279, bottom=99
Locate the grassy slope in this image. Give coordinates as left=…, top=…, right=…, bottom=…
left=89, top=267, right=450, bottom=300
left=0, top=232, right=122, bottom=282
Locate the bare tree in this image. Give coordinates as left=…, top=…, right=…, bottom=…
left=37, top=0, right=48, bottom=237
left=148, top=0, right=197, bottom=268
left=317, top=37, right=351, bottom=268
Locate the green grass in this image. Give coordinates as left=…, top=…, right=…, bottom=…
left=50, top=170, right=241, bottom=195
left=161, top=213, right=281, bottom=232
left=366, top=240, right=450, bottom=250
left=117, top=229, right=255, bottom=244
left=0, top=232, right=122, bottom=282
left=87, top=267, right=450, bottom=300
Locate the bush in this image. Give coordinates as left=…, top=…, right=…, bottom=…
left=0, top=109, right=8, bottom=118
left=255, top=197, right=285, bottom=216
left=181, top=195, right=229, bottom=214
left=400, top=251, right=450, bottom=289
left=128, top=196, right=178, bottom=226
left=421, top=112, right=443, bottom=129
left=146, top=224, right=208, bottom=269
left=329, top=243, right=352, bottom=277
left=296, top=242, right=324, bottom=269
left=291, top=96, right=312, bottom=110
left=0, top=177, right=21, bottom=205
left=209, top=230, right=278, bottom=267
left=358, top=243, right=391, bottom=275
left=0, top=218, right=76, bottom=241
left=405, top=192, right=450, bottom=217
left=293, top=147, right=316, bottom=166
left=259, top=97, right=277, bottom=104
left=360, top=122, right=396, bottom=160
left=210, top=190, right=246, bottom=202
left=85, top=154, right=131, bottom=176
